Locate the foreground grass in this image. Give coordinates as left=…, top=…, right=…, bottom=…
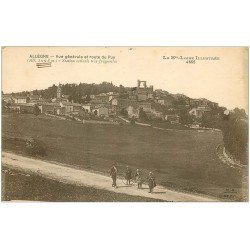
left=2, top=113, right=248, bottom=201
left=2, top=167, right=161, bottom=202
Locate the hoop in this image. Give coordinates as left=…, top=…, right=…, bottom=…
left=122, top=177, right=135, bottom=185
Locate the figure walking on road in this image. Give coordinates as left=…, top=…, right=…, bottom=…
left=110, top=163, right=118, bottom=188
left=148, top=172, right=156, bottom=193
left=135, top=169, right=143, bottom=189
left=125, top=166, right=132, bottom=185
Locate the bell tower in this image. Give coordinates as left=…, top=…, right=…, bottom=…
left=57, top=84, right=62, bottom=99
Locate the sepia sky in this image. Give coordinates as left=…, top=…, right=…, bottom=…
left=2, top=47, right=248, bottom=112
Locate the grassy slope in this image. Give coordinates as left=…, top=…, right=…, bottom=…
left=2, top=113, right=247, bottom=200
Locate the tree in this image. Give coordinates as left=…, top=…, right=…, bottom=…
left=120, top=108, right=128, bottom=118
left=2, top=100, right=10, bottom=113
left=139, top=107, right=148, bottom=121
left=179, top=110, right=193, bottom=125
left=85, top=94, right=91, bottom=103
left=33, top=104, right=40, bottom=116
left=26, top=138, right=46, bottom=156
left=130, top=116, right=136, bottom=125
left=221, top=108, right=248, bottom=164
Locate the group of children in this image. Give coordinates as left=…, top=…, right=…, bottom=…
left=109, top=164, right=157, bottom=193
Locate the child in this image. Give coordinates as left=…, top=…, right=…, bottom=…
left=148, top=172, right=156, bottom=193
left=125, top=166, right=132, bottom=185
left=135, top=169, right=143, bottom=189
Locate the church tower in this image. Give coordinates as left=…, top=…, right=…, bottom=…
left=57, top=84, right=62, bottom=99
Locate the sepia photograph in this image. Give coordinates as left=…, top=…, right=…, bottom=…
left=1, top=46, right=248, bottom=202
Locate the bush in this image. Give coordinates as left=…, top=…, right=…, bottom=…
left=25, top=138, right=47, bottom=157
left=120, top=108, right=128, bottom=118
left=139, top=107, right=148, bottom=121
left=130, top=116, right=136, bottom=125
left=33, top=104, right=41, bottom=116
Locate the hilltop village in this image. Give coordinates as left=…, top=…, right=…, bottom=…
left=2, top=80, right=222, bottom=128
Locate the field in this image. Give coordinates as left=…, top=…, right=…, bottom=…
left=2, top=113, right=248, bottom=200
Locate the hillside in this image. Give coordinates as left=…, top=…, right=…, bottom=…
left=2, top=113, right=247, bottom=201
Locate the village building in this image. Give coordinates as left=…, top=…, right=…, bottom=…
left=54, top=106, right=66, bottom=115
left=128, top=87, right=138, bottom=100
left=154, top=89, right=164, bottom=98
left=189, top=99, right=201, bottom=107
left=127, top=105, right=139, bottom=118
left=208, top=101, right=219, bottom=109
left=13, top=96, right=27, bottom=104
left=2, top=94, right=13, bottom=103
left=189, top=98, right=215, bottom=108
left=37, top=85, right=81, bottom=115
left=111, top=98, right=132, bottom=108
left=92, top=106, right=109, bottom=116
left=189, top=107, right=203, bottom=118
left=150, top=109, right=164, bottom=119
left=189, top=106, right=211, bottom=119
left=82, top=104, right=91, bottom=113
left=155, top=94, right=175, bottom=107
left=111, top=97, right=152, bottom=117
left=51, top=97, right=69, bottom=103
left=91, top=94, right=110, bottom=104
left=71, top=103, right=82, bottom=113
left=157, top=98, right=167, bottom=105
left=38, top=103, right=61, bottom=114
left=27, top=94, right=40, bottom=103
left=60, top=102, right=82, bottom=114
left=165, top=114, right=180, bottom=124
left=37, top=98, right=52, bottom=104
left=10, top=103, right=35, bottom=114
left=138, top=102, right=151, bottom=112
left=107, top=92, right=119, bottom=101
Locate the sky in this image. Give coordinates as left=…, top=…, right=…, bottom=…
left=2, top=47, right=248, bottom=112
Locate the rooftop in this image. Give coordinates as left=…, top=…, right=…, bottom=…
left=11, top=103, right=35, bottom=107
left=61, top=102, right=82, bottom=107
left=13, top=96, right=27, bottom=99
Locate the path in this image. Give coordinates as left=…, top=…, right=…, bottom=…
left=2, top=151, right=218, bottom=202
left=117, top=116, right=220, bottom=133
left=216, top=145, right=247, bottom=169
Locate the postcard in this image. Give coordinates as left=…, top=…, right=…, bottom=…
left=1, top=46, right=248, bottom=202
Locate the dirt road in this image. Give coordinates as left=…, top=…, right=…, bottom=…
left=2, top=151, right=218, bottom=202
